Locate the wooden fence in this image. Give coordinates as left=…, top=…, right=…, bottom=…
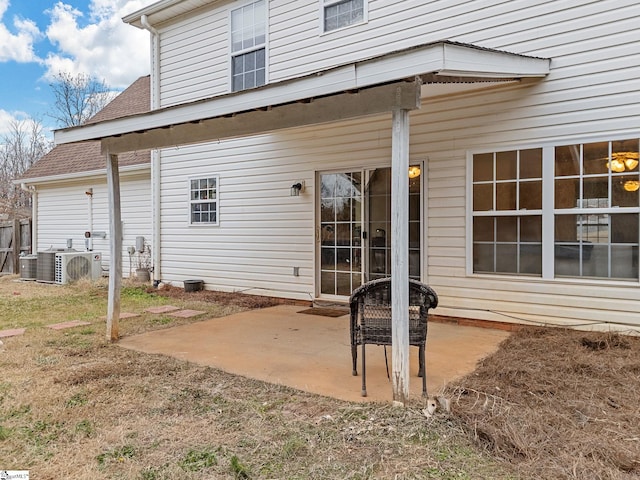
left=0, top=219, right=32, bottom=274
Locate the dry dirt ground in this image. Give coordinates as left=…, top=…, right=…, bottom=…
left=1, top=276, right=639, bottom=479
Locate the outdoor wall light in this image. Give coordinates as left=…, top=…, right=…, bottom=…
left=408, top=166, right=421, bottom=178
left=290, top=181, right=304, bottom=196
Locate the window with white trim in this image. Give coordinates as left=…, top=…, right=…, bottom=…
left=322, top=0, right=365, bottom=32
left=554, top=139, right=639, bottom=279
left=189, top=176, right=219, bottom=225
left=472, top=148, right=543, bottom=275
left=471, top=139, right=640, bottom=281
left=230, top=0, right=266, bottom=92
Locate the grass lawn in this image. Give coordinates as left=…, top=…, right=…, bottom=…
left=1, top=275, right=638, bottom=479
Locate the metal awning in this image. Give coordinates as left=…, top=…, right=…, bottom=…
left=54, top=41, right=550, bottom=153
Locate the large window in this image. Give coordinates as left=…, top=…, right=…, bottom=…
left=554, top=140, right=639, bottom=279
left=322, top=0, right=365, bottom=32
left=472, top=149, right=543, bottom=275
left=471, top=139, right=640, bottom=281
left=189, top=176, right=219, bottom=225
left=230, top=1, right=266, bottom=92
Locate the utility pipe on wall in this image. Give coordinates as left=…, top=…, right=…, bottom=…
left=141, top=14, right=162, bottom=283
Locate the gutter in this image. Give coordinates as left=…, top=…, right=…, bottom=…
left=141, top=14, right=162, bottom=285
left=12, top=163, right=150, bottom=186
left=20, top=183, right=37, bottom=254
left=123, top=0, right=183, bottom=26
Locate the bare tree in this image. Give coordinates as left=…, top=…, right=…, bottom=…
left=47, top=72, right=115, bottom=127
left=0, top=119, right=53, bottom=217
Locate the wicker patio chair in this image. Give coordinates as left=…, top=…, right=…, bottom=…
left=349, top=278, right=438, bottom=397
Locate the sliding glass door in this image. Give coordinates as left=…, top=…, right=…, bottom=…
left=319, top=166, right=422, bottom=297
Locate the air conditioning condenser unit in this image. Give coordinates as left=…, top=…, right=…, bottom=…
left=20, top=255, right=38, bottom=280
left=55, top=252, right=102, bottom=285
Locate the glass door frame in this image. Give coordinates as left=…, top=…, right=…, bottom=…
left=315, top=163, right=424, bottom=301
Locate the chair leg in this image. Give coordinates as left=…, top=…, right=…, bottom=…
left=418, top=346, right=425, bottom=377
left=361, top=343, right=367, bottom=397
left=351, top=344, right=358, bottom=376
left=419, top=345, right=427, bottom=397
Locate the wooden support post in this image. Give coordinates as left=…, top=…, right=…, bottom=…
left=106, top=153, right=122, bottom=342
left=391, top=107, right=410, bottom=405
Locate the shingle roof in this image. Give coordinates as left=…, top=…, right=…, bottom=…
left=18, top=75, right=151, bottom=181
left=85, top=75, right=151, bottom=125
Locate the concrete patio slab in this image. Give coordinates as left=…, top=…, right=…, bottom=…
left=118, top=305, right=510, bottom=403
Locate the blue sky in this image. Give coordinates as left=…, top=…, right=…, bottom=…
left=0, top=0, right=155, bottom=136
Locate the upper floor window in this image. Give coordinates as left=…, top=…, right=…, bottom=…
left=230, top=1, right=266, bottom=92
left=190, top=176, right=219, bottom=225
left=322, top=0, right=365, bottom=32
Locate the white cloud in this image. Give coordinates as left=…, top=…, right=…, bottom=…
left=0, top=108, right=29, bottom=136
left=43, top=0, right=154, bottom=89
left=0, top=0, right=42, bottom=63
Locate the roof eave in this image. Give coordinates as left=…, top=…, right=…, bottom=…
left=123, top=0, right=182, bottom=27
left=14, top=163, right=151, bottom=187
left=123, top=0, right=222, bottom=29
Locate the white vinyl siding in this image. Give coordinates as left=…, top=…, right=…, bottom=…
left=148, top=0, right=640, bottom=331
left=155, top=1, right=639, bottom=109
left=157, top=75, right=640, bottom=331
left=157, top=119, right=393, bottom=301
left=269, top=1, right=639, bottom=84
left=157, top=8, right=228, bottom=106
left=35, top=172, right=151, bottom=278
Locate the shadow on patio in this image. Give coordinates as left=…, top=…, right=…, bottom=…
left=118, top=305, right=510, bottom=403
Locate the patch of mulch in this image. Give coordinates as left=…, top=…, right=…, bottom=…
left=444, top=327, right=640, bottom=479
left=152, top=284, right=280, bottom=309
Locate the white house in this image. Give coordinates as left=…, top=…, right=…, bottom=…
left=54, top=0, right=640, bottom=339
left=17, top=76, right=152, bottom=276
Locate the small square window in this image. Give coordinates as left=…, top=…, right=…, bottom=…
left=189, top=176, right=219, bottom=225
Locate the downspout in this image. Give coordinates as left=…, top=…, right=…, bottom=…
left=20, top=183, right=37, bottom=254
left=141, top=14, right=162, bottom=285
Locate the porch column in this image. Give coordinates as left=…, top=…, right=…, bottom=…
left=106, top=152, right=122, bottom=342
left=391, top=107, right=410, bottom=405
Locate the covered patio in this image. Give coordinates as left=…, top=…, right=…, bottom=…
left=54, top=40, right=548, bottom=403
left=118, top=305, right=510, bottom=403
